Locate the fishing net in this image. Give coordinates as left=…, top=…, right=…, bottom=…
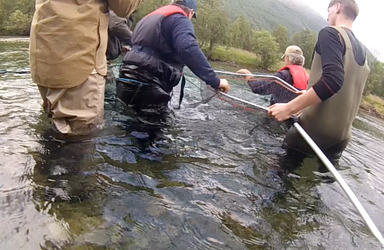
left=182, top=69, right=300, bottom=115
left=201, top=82, right=267, bottom=114
left=215, top=70, right=301, bottom=106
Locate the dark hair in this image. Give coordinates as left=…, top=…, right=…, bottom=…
left=328, top=0, right=359, bottom=20
left=173, top=2, right=193, bottom=16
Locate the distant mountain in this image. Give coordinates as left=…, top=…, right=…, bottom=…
left=221, top=0, right=327, bottom=35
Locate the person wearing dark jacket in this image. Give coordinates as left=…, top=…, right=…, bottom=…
left=107, top=10, right=134, bottom=61
left=237, top=45, right=309, bottom=105
left=117, top=0, right=229, bottom=109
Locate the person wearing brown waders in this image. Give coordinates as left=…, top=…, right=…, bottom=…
left=268, top=0, right=370, bottom=162
left=30, top=0, right=142, bottom=136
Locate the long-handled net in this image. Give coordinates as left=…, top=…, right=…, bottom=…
left=184, top=69, right=292, bottom=114
left=188, top=70, right=384, bottom=248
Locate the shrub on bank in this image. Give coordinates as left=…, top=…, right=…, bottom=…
left=203, top=46, right=260, bottom=69
left=361, top=94, right=384, bottom=119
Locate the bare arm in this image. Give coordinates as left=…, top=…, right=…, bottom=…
left=268, top=88, right=321, bottom=121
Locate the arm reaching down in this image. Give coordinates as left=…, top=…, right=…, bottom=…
left=268, top=88, right=321, bottom=122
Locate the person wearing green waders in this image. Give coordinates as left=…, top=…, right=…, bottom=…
left=29, top=0, right=142, bottom=136
left=268, top=0, right=370, bottom=160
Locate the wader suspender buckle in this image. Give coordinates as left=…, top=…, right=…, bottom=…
left=128, top=83, right=144, bottom=105
left=116, top=78, right=149, bottom=105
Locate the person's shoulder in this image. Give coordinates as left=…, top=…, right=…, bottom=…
left=163, top=13, right=191, bottom=26
left=319, top=26, right=339, bottom=37
left=165, top=13, right=189, bottom=22
left=275, top=69, right=290, bottom=80
left=318, top=26, right=343, bottom=46
left=163, top=13, right=193, bottom=34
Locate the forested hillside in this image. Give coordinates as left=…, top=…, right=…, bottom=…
left=0, top=0, right=327, bottom=36
left=221, top=0, right=327, bottom=34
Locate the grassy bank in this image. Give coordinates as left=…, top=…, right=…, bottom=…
left=361, top=95, right=384, bottom=119
left=206, top=45, right=285, bottom=74
left=207, top=46, right=260, bottom=69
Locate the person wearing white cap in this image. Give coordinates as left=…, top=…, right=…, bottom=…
left=237, top=45, right=309, bottom=105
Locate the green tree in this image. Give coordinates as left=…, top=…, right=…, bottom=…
left=0, top=0, right=15, bottom=34
left=5, top=10, right=32, bottom=35
left=291, top=29, right=317, bottom=68
left=0, top=0, right=34, bottom=35
left=227, top=16, right=253, bottom=51
left=272, top=25, right=289, bottom=53
left=15, top=0, right=34, bottom=14
left=365, top=60, right=384, bottom=97
left=194, top=0, right=229, bottom=58
left=251, top=30, right=279, bottom=70
left=131, top=0, right=168, bottom=26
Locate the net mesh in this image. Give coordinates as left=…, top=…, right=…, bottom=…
left=218, top=72, right=301, bottom=105
left=185, top=70, right=300, bottom=115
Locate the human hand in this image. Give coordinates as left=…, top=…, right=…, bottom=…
left=297, top=90, right=307, bottom=95
left=121, top=45, right=131, bottom=56
left=267, top=103, right=293, bottom=122
left=236, top=69, right=252, bottom=81
left=218, top=79, right=230, bottom=93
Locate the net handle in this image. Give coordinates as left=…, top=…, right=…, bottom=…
left=214, top=70, right=300, bottom=93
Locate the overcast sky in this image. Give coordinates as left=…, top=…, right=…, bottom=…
left=302, top=0, right=384, bottom=62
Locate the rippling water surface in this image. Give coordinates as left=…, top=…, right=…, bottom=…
left=0, top=41, right=383, bottom=249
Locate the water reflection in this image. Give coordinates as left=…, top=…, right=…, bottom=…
left=29, top=105, right=180, bottom=248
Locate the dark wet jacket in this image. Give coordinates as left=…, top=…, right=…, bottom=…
left=120, top=4, right=220, bottom=93
left=107, top=10, right=133, bottom=61
left=248, top=64, right=308, bottom=105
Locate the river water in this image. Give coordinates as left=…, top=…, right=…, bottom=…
left=0, top=41, right=383, bottom=249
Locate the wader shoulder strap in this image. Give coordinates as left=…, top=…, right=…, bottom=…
left=177, top=75, right=186, bottom=109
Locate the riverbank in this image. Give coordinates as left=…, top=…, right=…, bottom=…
left=361, top=95, right=384, bottom=120
left=210, top=60, right=271, bottom=76
left=0, top=36, right=29, bottom=42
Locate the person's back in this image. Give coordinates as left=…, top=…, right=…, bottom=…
left=117, top=0, right=229, bottom=109
left=30, top=0, right=141, bottom=135
left=30, top=0, right=110, bottom=87
left=121, top=5, right=189, bottom=90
